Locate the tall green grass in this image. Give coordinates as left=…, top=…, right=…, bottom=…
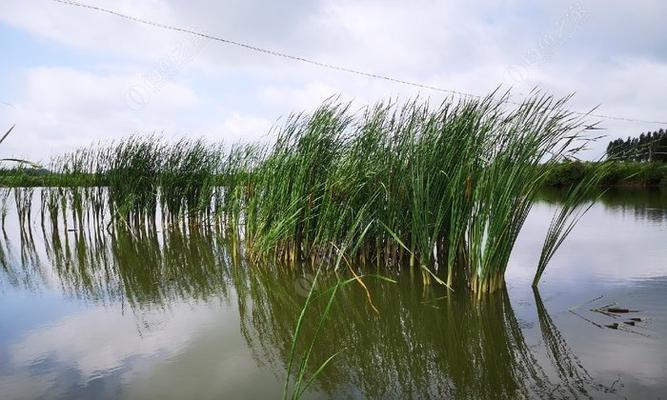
left=533, top=162, right=611, bottom=286
left=28, top=91, right=597, bottom=293
left=50, top=136, right=227, bottom=225
left=241, top=92, right=594, bottom=294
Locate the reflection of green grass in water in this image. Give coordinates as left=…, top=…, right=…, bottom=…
left=4, top=217, right=236, bottom=307
left=242, top=269, right=616, bottom=399
left=534, top=288, right=599, bottom=399
left=2, top=219, right=619, bottom=399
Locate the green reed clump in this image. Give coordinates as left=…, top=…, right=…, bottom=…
left=159, top=139, right=224, bottom=222
left=41, top=91, right=597, bottom=294
left=52, top=136, right=229, bottom=225
left=239, top=92, right=595, bottom=294
left=104, top=136, right=164, bottom=219
left=243, top=104, right=353, bottom=261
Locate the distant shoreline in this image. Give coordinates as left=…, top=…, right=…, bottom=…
left=543, top=161, right=667, bottom=188
left=0, top=161, right=666, bottom=188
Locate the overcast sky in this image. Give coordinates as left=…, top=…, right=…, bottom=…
left=1, top=0, right=666, bottom=162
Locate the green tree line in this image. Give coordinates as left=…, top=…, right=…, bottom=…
left=606, top=129, right=667, bottom=162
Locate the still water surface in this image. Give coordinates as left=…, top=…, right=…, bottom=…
left=0, top=189, right=665, bottom=399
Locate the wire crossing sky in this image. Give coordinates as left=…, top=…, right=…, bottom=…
left=0, top=0, right=666, bottom=160
left=49, top=0, right=667, bottom=127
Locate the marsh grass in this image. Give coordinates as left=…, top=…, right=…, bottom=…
left=533, top=162, right=611, bottom=286
left=241, top=92, right=596, bottom=294
left=49, top=136, right=228, bottom=226
left=7, top=91, right=599, bottom=294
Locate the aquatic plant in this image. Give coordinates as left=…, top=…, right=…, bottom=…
left=241, top=92, right=595, bottom=294
left=50, top=136, right=228, bottom=225
left=533, top=163, right=611, bottom=286
left=8, top=91, right=599, bottom=294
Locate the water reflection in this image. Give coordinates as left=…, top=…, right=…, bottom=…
left=539, top=187, right=667, bottom=224
left=0, top=189, right=665, bottom=399
left=241, top=268, right=621, bottom=399
left=2, top=213, right=238, bottom=308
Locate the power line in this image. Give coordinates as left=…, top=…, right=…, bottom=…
left=49, top=0, right=667, bottom=126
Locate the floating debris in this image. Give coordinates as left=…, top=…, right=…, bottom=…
left=606, top=307, right=632, bottom=314
left=591, top=304, right=639, bottom=316
left=569, top=296, right=650, bottom=336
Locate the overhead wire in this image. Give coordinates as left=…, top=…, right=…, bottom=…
left=47, top=0, right=667, bottom=126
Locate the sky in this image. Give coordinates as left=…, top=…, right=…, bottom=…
left=0, top=0, right=666, bottom=163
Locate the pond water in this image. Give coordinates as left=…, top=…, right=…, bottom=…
left=0, top=189, right=665, bottom=399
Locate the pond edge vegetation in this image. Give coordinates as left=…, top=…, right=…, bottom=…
left=0, top=92, right=612, bottom=296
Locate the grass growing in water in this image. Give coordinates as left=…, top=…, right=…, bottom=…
left=533, top=162, right=611, bottom=286
left=242, top=92, right=595, bottom=294
left=9, top=91, right=599, bottom=294
left=49, top=136, right=227, bottom=225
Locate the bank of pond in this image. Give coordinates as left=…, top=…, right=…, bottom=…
left=3, top=160, right=666, bottom=188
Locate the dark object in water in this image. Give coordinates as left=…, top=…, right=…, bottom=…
left=623, top=321, right=635, bottom=326
left=605, top=323, right=619, bottom=329
left=630, top=317, right=642, bottom=322
left=606, top=307, right=630, bottom=313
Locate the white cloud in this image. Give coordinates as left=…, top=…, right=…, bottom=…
left=206, top=112, right=273, bottom=144
left=24, top=67, right=197, bottom=114
left=1, top=0, right=666, bottom=160
left=1, top=66, right=201, bottom=160
left=0, top=0, right=181, bottom=60
left=259, top=82, right=340, bottom=111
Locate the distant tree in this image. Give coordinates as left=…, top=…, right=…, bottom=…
left=606, top=129, right=667, bottom=162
